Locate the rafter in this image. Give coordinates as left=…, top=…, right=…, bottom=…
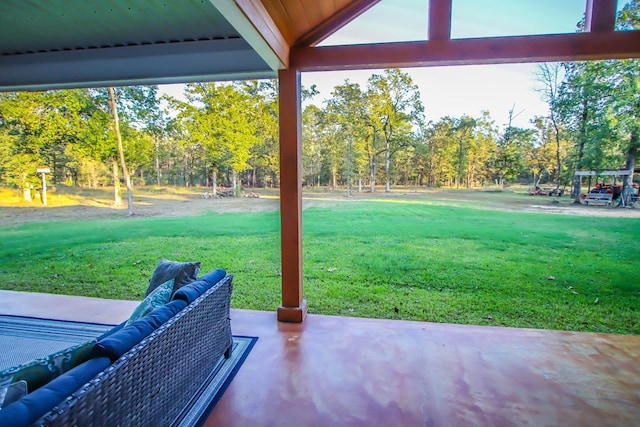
left=292, top=31, right=640, bottom=71
left=295, top=0, right=381, bottom=47
left=428, top=0, right=452, bottom=41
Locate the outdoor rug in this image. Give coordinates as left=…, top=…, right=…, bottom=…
left=0, top=315, right=112, bottom=370
left=0, top=314, right=257, bottom=426
left=174, top=335, right=258, bottom=427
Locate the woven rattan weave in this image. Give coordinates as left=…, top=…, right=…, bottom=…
left=38, top=275, right=233, bottom=427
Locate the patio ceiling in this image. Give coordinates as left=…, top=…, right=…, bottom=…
left=0, top=0, right=377, bottom=91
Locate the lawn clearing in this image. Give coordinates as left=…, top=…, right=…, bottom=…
left=0, top=187, right=638, bottom=334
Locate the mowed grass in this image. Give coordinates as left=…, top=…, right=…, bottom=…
left=0, top=197, right=638, bottom=334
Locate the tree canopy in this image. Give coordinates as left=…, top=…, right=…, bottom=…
left=1, top=0, right=638, bottom=209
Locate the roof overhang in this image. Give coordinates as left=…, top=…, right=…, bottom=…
left=1, top=0, right=639, bottom=92
left=0, top=0, right=283, bottom=91
left=1, top=39, right=277, bottom=91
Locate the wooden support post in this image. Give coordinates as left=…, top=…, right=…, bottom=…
left=277, top=67, right=307, bottom=323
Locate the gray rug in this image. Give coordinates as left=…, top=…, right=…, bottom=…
left=174, top=335, right=257, bottom=427
left=0, top=315, right=257, bottom=426
left=0, top=315, right=112, bottom=371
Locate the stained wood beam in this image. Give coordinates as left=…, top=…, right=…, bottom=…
left=292, top=31, right=640, bottom=71
left=428, top=0, right=452, bottom=40
left=277, top=67, right=307, bottom=323
left=295, top=0, right=381, bottom=47
left=585, top=0, right=618, bottom=32
left=211, top=0, right=288, bottom=69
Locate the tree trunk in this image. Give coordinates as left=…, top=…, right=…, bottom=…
left=332, top=165, right=337, bottom=190
left=553, top=117, right=562, bottom=190
left=385, top=139, right=391, bottom=192
left=212, top=169, right=217, bottom=197
left=22, top=172, right=32, bottom=202
left=232, top=169, right=238, bottom=197
left=370, top=127, right=377, bottom=193
left=572, top=96, right=589, bottom=203
left=112, top=160, right=122, bottom=206
left=155, top=138, right=161, bottom=186
left=108, top=87, right=133, bottom=216
left=369, top=153, right=376, bottom=192
left=621, top=134, right=638, bottom=207
left=90, top=163, right=97, bottom=189
left=252, top=165, right=257, bottom=188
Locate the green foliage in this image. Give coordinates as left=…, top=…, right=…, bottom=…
left=0, top=195, right=638, bottom=334
left=1, top=42, right=638, bottom=196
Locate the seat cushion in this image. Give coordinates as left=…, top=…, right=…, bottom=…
left=0, top=357, right=111, bottom=427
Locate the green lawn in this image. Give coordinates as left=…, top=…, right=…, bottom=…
left=1, top=197, right=638, bottom=334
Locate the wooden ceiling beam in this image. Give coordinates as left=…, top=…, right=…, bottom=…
left=428, top=0, right=452, bottom=41
left=295, top=0, right=381, bottom=47
left=291, top=31, right=640, bottom=71
left=585, top=0, right=618, bottom=32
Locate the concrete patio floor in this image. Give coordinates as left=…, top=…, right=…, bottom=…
left=1, top=290, right=638, bottom=426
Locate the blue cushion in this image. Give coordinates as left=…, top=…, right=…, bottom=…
left=172, top=269, right=226, bottom=304
left=0, top=357, right=110, bottom=427
left=91, top=300, right=187, bottom=362
left=91, top=319, right=156, bottom=362
left=145, top=300, right=187, bottom=325
left=97, top=321, right=126, bottom=341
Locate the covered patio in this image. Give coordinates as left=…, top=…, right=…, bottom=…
left=2, top=0, right=640, bottom=425
left=2, top=290, right=639, bottom=426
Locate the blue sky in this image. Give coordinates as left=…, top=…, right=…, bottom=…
left=301, top=0, right=624, bottom=129
left=160, top=0, right=629, bottom=129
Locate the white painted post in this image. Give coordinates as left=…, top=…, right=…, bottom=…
left=36, top=167, right=50, bottom=206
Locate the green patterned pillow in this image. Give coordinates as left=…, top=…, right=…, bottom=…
left=126, top=278, right=174, bottom=326
left=0, top=339, right=96, bottom=393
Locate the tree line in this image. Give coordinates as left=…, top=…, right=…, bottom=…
left=1, top=2, right=638, bottom=209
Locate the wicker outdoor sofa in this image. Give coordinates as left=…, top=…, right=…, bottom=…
left=0, top=269, right=234, bottom=427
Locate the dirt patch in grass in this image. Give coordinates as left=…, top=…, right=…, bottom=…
left=0, top=186, right=638, bottom=226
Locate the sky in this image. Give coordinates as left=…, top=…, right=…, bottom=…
left=302, top=0, right=590, bottom=129
left=160, top=0, right=629, bottom=129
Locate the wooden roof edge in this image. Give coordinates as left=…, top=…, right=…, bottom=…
left=213, top=0, right=289, bottom=69
left=294, top=0, right=382, bottom=48
left=291, top=30, right=640, bottom=72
